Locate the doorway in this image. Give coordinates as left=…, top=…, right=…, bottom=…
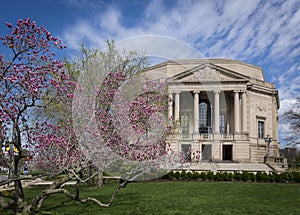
left=222, top=145, right=233, bottom=161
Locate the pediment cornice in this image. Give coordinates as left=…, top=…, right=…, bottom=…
left=167, top=62, right=250, bottom=83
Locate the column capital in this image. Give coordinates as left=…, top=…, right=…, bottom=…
left=193, top=90, right=200, bottom=94
left=214, top=90, right=221, bottom=94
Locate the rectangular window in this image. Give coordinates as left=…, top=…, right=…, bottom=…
left=181, top=144, right=191, bottom=162
left=219, top=114, right=225, bottom=133
left=258, top=121, right=264, bottom=139
left=180, top=114, right=189, bottom=138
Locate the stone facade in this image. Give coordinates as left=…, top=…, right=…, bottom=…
left=145, top=58, right=283, bottom=171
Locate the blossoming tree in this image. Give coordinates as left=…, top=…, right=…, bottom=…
left=0, top=19, right=181, bottom=214
left=0, top=18, right=75, bottom=214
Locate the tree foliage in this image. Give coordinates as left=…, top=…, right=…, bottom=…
left=284, top=98, right=300, bottom=140
left=0, top=19, right=178, bottom=214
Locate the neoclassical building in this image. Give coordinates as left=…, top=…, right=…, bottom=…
left=146, top=58, right=285, bottom=172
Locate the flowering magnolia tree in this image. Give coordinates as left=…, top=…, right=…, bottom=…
left=0, top=19, right=182, bottom=214
left=0, top=18, right=76, bottom=214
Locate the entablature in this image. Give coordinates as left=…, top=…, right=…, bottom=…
left=167, top=82, right=247, bottom=93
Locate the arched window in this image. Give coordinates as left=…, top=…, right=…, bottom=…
left=199, top=101, right=211, bottom=133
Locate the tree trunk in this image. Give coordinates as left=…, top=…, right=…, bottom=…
left=96, top=171, right=103, bottom=188
left=13, top=156, right=26, bottom=214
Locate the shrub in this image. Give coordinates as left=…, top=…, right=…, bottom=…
left=293, top=172, right=300, bottom=183
left=269, top=173, right=276, bottom=183
left=167, top=171, right=175, bottom=180
left=242, top=172, right=250, bottom=182
left=222, top=172, right=232, bottom=181
left=174, top=171, right=181, bottom=180
left=214, top=172, right=222, bottom=181
left=279, top=172, right=289, bottom=183
left=200, top=172, right=207, bottom=181
left=187, top=171, right=193, bottom=180
left=227, top=172, right=234, bottom=181
left=192, top=171, right=200, bottom=180
left=234, top=172, right=242, bottom=181
left=206, top=171, right=214, bottom=181
left=160, top=173, right=169, bottom=180
left=181, top=171, right=187, bottom=180
left=248, top=172, right=256, bottom=182
left=262, top=172, right=269, bottom=182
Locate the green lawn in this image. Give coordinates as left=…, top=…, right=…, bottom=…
left=1, top=182, right=300, bottom=214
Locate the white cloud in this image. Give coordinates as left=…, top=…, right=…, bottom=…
left=61, top=0, right=300, bottom=146
left=62, top=0, right=300, bottom=64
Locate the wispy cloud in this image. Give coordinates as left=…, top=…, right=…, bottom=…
left=61, top=0, right=300, bottom=143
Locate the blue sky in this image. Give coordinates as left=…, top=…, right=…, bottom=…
left=1, top=0, right=300, bottom=146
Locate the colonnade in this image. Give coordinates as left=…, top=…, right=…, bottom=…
left=168, top=91, right=248, bottom=134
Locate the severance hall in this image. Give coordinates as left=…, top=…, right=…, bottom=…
left=145, top=58, right=286, bottom=173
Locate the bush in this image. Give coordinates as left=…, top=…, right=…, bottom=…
left=279, top=172, right=289, bottom=183
left=160, top=170, right=300, bottom=183
left=269, top=173, right=276, bottom=182
left=187, top=171, right=193, bottom=180
left=242, top=172, right=250, bottom=182
left=200, top=172, right=207, bottom=181
left=234, top=172, right=242, bottom=181
left=206, top=171, right=214, bottom=181
left=293, top=172, right=300, bottom=183
left=181, top=171, right=187, bottom=180
left=192, top=171, right=200, bottom=180
left=221, top=172, right=231, bottom=181
left=214, top=172, right=222, bottom=181
left=174, top=171, right=181, bottom=180
left=160, top=173, right=169, bottom=180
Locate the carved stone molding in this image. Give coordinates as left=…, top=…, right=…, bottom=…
left=256, top=102, right=266, bottom=112
left=193, top=66, right=220, bottom=81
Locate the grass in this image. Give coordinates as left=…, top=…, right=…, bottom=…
left=1, top=181, right=300, bottom=214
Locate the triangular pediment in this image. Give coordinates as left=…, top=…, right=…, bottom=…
left=167, top=63, right=250, bottom=83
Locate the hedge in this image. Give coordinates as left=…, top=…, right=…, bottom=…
left=160, top=171, right=300, bottom=183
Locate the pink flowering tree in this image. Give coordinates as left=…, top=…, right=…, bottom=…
left=0, top=19, right=181, bottom=214
left=0, top=18, right=76, bottom=214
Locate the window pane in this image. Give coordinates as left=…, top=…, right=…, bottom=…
left=220, top=114, right=225, bottom=133
left=258, top=121, right=264, bottom=138
left=199, top=103, right=207, bottom=126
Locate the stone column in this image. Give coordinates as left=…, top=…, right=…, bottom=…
left=168, top=93, right=173, bottom=120
left=241, top=91, right=247, bottom=133
left=234, top=91, right=240, bottom=133
left=194, top=91, right=199, bottom=133
left=214, top=91, right=220, bottom=133
left=174, top=92, right=180, bottom=122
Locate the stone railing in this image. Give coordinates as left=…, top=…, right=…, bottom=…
left=172, top=133, right=249, bottom=141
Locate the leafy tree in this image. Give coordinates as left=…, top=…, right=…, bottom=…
left=283, top=98, right=300, bottom=168
left=0, top=19, right=180, bottom=214
left=0, top=18, right=74, bottom=213
left=283, top=98, right=300, bottom=142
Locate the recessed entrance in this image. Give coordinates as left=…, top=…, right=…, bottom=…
left=222, top=145, right=233, bottom=161
left=201, top=144, right=212, bottom=161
